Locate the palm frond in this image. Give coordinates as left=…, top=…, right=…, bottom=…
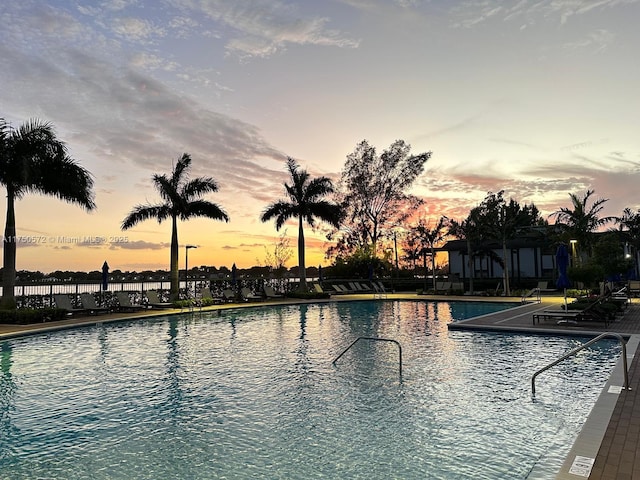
left=181, top=177, right=219, bottom=200
left=181, top=200, right=229, bottom=222
left=261, top=201, right=296, bottom=230
left=28, top=154, right=96, bottom=210
left=170, top=153, right=191, bottom=187
left=153, top=174, right=182, bottom=206
left=121, top=204, right=170, bottom=229
left=304, top=176, right=335, bottom=201
left=305, top=201, right=343, bottom=229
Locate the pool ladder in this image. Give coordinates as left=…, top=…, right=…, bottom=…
left=531, top=332, right=630, bottom=395
left=332, top=336, right=403, bottom=378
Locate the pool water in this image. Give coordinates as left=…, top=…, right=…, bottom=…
left=0, top=300, right=620, bottom=479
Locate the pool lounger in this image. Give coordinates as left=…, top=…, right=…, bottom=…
left=532, top=309, right=610, bottom=327
left=532, top=310, right=581, bottom=324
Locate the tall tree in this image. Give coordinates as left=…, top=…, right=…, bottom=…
left=448, top=208, right=484, bottom=294
left=329, top=140, right=431, bottom=258
left=0, top=118, right=95, bottom=308
left=476, top=191, right=541, bottom=296
left=409, top=216, right=448, bottom=291
left=616, top=207, right=640, bottom=278
left=121, top=153, right=229, bottom=301
left=551, top=189, right=615, bottom=265
left=261, top=157, right=342, bottom=292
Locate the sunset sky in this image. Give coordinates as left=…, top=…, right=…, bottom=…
left=1, top=0, right=639, bottom=274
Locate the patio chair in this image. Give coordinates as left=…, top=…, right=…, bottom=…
left=80, top=293, right=110, bottom=315
left=331, top=284, right=348, bottom=294
left=195, top=287, right=222, bottom=305
left=222, top=289, right=237, bottom=302
left=145, top=290, right=173, bottom=309
left=263, top=285, right=284, bottom=299
left=53, top=294, right=88, bottom=316
left=241, top=287, right=263, bottom=302
left=115, top=291, right=146, bottom=312
left=372, top=281, right=388, bottom=298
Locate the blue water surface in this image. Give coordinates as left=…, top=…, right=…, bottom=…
left=0, top=300, right=620, bottom=479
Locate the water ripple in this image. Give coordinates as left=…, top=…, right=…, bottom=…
left=0, top=301, right=620, bottom=479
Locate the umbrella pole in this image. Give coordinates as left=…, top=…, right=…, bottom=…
left=564, top=287, right=568, bottom=310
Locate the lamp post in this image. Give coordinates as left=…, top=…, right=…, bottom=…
left=569, top=239, right=577, bottom=267
left=185, top=245, right=197, bottom=297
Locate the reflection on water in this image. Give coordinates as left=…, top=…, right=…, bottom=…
left=0, top=301, right=621, bottom=480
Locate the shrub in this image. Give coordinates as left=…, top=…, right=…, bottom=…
left=0, top=308, right=68, bottom=325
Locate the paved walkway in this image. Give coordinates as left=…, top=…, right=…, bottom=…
left=1, top=293, right=638, bottom=479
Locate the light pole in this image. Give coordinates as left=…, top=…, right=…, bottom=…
left=185, top=245, right=197, bottom=297
left=569, top=239, right=577, bottom=267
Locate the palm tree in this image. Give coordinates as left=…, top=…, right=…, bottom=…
left=121, top=153, right=229, bottom=301
left=448, top=215, right=479, bottom=294
left=411, top=216, right=448, bottom=291
left=476, top=192, right=541, bottom=296
left=616, top=207, right=640, bottom=278
left=0, top=118, right=95, bottom=308
left=551, top=189, right=615, bottom=265
left=261, top=158, right=342, bottom=292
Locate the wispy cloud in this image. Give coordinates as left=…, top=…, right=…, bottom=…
left=563, top=29, right=615, bottom=52
left=111, top=17, right=165, bottom=43
left=452, top=0, right=640, bottom=27
left=172, top=0, right=360, bottom=58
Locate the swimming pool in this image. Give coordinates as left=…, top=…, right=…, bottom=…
left=0, top=300, right=621, bottom=479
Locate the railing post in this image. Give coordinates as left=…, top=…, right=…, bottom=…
left=332, top=336, right=402, bottom=379
left=532, top=332, right=630, bottom=395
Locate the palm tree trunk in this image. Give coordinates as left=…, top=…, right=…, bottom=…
left=169, top=215, right=179, bottom=301
left=431, top=246, right=437, bottom=291
left=423, top=249, right=428, bottom=291
left=1, top=189, right=17, bottom=308
left=466, top=238, right=474, bottom=293
left=502, top=241, right=511, bottom=296
left=298, top=216, right=307, bottom=291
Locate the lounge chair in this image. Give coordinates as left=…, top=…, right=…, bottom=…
left=115, top=291, right=146, bottom=312
left=521, top=287, right=541, bottom=303
left=532, top=310, right=583, bottom=325
left=331, top=284, right=348, bottom=294
left=53, top=294, right=88, bottom=316
left=533, top=296, right=612, bottom=327
left=351, top=282, right=372, bottom=293
left=145, top=290, right=173, bottom=309
left=222, top=289, right=237, bottom=302
left=537, top=281, right=557, bottom=293
left=435, top=282, right=451, bottom=293
left=241, top=287, right=262, bottom=302
left=341, top=283, right=358, bottom=293
left=263, top=285, right=284, bottom=299
left=196, top=287, right=223, bottom=305
left=80, top=293, right=110, bottom=315
left=372, top=281, right=388, bottom=298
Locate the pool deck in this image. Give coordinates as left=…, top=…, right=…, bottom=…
left=1, top=292, right=638, bottom=479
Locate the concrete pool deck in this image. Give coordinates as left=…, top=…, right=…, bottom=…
left=1, top=292, right=637, bottom=479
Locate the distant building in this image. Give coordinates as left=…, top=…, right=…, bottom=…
left=440, top=228, right=556, bottom=285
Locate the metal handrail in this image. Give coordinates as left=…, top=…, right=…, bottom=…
left=531, top=332, right=630, bottom=395
left=332, top=336, right=402, bottom=377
